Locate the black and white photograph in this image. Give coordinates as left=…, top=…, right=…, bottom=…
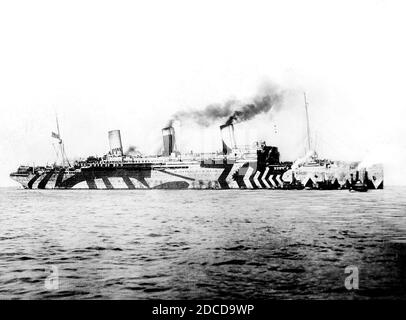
left=0, top=0, right=405, bottom=313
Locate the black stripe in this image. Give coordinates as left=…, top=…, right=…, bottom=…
left=234, top=163, right=249, bottom=189
left=136, top=177, right=150, bottom=188
left=257, top=170, right=267, bottom=188
left=86, top=179, right=97, bottom=189
left=102, top=177, right=114, bottom=189
left=249, top=171, right=258, bottom=189
left=27, top=174, right=41, bottom=189
left=304, top=178, right=314, bottom=188
left=55, top=169, right=65, bottom=188
left=122, top=176, right=136, bottom=189
left=273, top=175, right=282, bottom=188
left=235, top=176, right=246, bottom=188
left=154, top=181, right=189, bottom=189
left=265, top=170, right=273, bottom=188
left=274, top=174, right=282, bottom=187
left=218, top=164, right=234, bottom=189
left=38, top=169, right=56, bottom=189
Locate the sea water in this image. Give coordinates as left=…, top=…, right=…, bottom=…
left=0, top=187, right=405, bottom=299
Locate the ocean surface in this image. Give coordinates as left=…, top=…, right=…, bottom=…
left=0, top=187, right=405, bottom=300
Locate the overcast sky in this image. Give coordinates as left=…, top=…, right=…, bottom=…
left=1, top=0, right=405, bottom=186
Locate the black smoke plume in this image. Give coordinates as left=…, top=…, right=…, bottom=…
left=168, top=82, right=285, bottom=127
left=125, top=145, right=142, bottom=156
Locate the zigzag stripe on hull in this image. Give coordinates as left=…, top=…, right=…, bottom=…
left=14, top=164, right=384, bottom=190
left=261, top=168, right=271, bottom=188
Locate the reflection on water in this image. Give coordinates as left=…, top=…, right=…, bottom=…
left=0, top=187, right=405, bottom=299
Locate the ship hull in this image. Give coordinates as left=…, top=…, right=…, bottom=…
left=10, top=161, right=384, bottom=190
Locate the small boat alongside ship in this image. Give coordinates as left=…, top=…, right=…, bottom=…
left=350, top=181, right=368, bottom=192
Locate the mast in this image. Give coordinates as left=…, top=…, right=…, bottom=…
left=304, top=92, right=311, bottom=153
left=56, top=114, right=65, bottom=167
left=52, top=114, right=70, bottom=167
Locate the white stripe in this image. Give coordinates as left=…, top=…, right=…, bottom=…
left=109, top=177, right=129, bottom=189
left=243, top=166, right=254, bottom=189
left=262, top=168, right=271, bottom=188
left=276, top=175, right=284, bottom=186
left=94, top=179, right=106, bottom=189
left=129, top=178, right=148, bottom=188
left=51, top=173, right=59, bottom=189
left=302, top=176, right=311, bottom=187
left=269, top=174, right=277, bottom=187
left=72, top=181, right=90, bottom=189
left=372, top=178, right=383, bottom=189
left=225, top=163, right=241, bottom=189
left=253, top=171, right=262, bottom=189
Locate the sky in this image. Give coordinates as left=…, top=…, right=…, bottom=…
left=0, top=0, right=406, bottom=186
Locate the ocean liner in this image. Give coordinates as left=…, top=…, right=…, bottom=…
left=10, top=97, right=384, bottom=190
left=10, top=126, right=384, bottom=191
